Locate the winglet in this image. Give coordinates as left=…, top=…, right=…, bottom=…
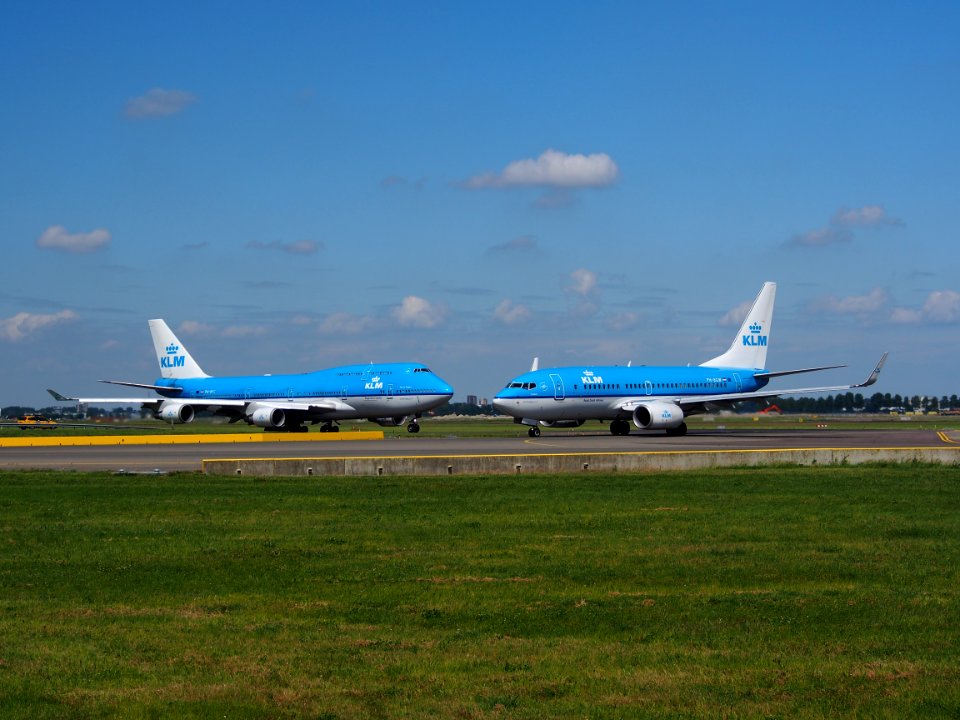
left=47, top=388, right=74, bottom=402
left=857, top=352, right=888, bottom=388
left=530, top=356, right=539, bottom=372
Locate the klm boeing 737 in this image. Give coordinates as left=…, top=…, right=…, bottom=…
left=48, top=319, right=454, bottom=433
left=493, top=282, right=887, bottom=437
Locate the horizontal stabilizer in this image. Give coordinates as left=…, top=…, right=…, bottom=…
left=47, top=388, right=165, bottom=405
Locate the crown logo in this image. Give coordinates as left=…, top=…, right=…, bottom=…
left=166, top=343, right=179, bottom=355
left=749, top=323, right=762, bottom=334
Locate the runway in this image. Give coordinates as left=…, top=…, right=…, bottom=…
left=2, top=428, right=957, bottom=472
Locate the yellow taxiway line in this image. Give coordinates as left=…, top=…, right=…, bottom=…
left=0, top=431, right=383, bottom=448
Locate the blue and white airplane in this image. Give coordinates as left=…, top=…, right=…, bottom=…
left=49, top=319, right=454, bottom=433
left=493, top=282, right=887, bottom=437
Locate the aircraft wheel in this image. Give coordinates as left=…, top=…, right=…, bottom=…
left=666, top=422, right=688, bottom=437
left=528, top=426, right=541, bottom=438
left=407, top=422, right=420, bottom=433
left=610, top=420, right=630, bottom=436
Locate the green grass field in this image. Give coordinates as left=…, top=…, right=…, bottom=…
left=1, top=465, right=958, bottom=718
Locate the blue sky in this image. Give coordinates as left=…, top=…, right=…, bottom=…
left=2, top=1, right=958, bottom=407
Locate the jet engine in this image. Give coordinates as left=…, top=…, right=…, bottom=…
left=539, top=419, right=585, bottom=428
left=250, top=407, right=286, bottom=429
left=632, top=401, right=684, bottom=430
left=369, top=416, right=411, bottom=427
left=156, top=401, right=195, bottom=424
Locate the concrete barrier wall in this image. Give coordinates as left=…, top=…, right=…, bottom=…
left=203, top=446, right=960, bottom=477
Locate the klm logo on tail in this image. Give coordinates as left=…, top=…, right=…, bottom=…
left=162, top=342, right=185, bottom=368
left=742, top=322, right=767, bottom=348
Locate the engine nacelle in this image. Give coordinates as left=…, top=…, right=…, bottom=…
left=368, top=416, right=411, bottom=427
left=540, top=419, right=585, bottom=428
left=156, top=401, right=195, bottom=424
left=250, top=407, right=285, bottom=429
left=633, top=401, right=684, bottom=430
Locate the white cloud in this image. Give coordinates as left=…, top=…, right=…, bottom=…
left=246, top=240, right=322, bottom=255
left=465, top=149, right=619, bottom=189
left=833, top=205, right=903, bottom=227
left=392, top=296, right=447, bottom=328
left=607, top=311, right=643, bottom=332
left=493, top=299, right=532, bottom=326
left=0, top=310, right=77, bottom=342
left=36, top=225, right=111, bottom=253
left=319, top=312, right=378, bottom=335
left=891, top=290, right=960, bottom=324
left=718, top=299, right=754, bottom=327
left=789, top=204, right=903, bottom=248
left=789, top=227, right=852, bottom=247
left=487, top=235, right=538, bottom=255
left=567, top=268, right=598, bottom=297
left=815, top=288, right=889, bottom=314
left=178, top=320, right=214, bottom=336
left=124, top=88, right=197, bottom=118
left=221, top=325, right=268, bottom=338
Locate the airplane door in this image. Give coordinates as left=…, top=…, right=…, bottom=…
left=387, top=383, right=395, bottom=399
left=644, top=380, right=653, bottom=396
left=340, top=386, right=347, bottom=398
left=549, top=373, right=565, bottom=400
left=733, top=374, right=742, bottom=392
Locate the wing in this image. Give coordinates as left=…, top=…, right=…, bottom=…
left=617, top=353, right=887, bottom=415
left=49, top=389, right=355, bottom=417
left=48, top=388, right=249, bottom=414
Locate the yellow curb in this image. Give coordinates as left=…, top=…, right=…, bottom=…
left=0, top=431, right=383, bottom=448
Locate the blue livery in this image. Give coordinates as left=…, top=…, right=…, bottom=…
left=49, top=319, right=454, bottom=433
left=493, top=283, right=886, bottom=437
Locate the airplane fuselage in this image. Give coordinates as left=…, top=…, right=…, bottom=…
left=493, top=365, right=769, bottom=422
left=155, top=362, right=453, bottom=420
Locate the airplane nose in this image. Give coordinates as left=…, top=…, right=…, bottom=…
left=492, top=397, right=507, bottom=413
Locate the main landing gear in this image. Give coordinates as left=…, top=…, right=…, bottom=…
left=609, top=420, right=631, bottom=436
left=407, top=420, right=421, bottom=433
left=665, top=422, right=688, bottom=437
left=319, top=422, right=340, bottom=433
left=528, top=426, right=541, bottom=438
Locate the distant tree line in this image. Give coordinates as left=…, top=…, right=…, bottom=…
left=435, top=395, right=960, bottom=416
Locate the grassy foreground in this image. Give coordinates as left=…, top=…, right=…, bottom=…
left=1, top=466, right=958, bottom=718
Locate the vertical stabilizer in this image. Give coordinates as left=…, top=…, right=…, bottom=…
left=700, top=282, right=776, bottom=370
left=148, top=319, right=210, bottom=379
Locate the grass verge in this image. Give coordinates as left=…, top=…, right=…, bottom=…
left=1, top=465, right=958, bottom=718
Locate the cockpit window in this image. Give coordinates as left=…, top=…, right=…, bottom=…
left=509, top=382, right=523, bottom=388
left=414, top=367, right=432, bottom=373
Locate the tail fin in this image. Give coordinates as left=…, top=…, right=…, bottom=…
left=700, top=282, right=776, bottom=370
left=148, top=319, right=210, bottom=379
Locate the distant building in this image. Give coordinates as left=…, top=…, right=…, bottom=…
left=466, top=394, right=479, bottom=406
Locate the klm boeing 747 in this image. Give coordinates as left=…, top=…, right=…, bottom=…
left=493, top=282, right=887, bottom=437
left=48, top=319, right=454, bottom=433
